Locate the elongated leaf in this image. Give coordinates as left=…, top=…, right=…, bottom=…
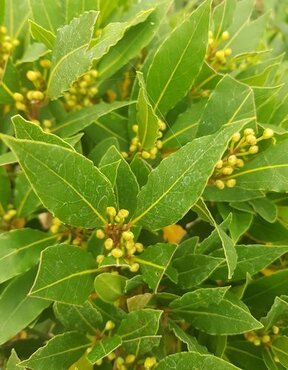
left=131, top=121, right=247, bottom=230
left=173, top=254, right=224, bottom=288
left=87, top=336, right=122, bottom=364
left=130, top=154, right=152, bottom=188
left=4, top=0, right=30, bottom=39
left=170, top=288, right=262, bottom=335
left=0, top=59, right=19, bottom=104
left=135, top=243, right=177, bottom=291
left=54, top=301, right=102, bottom=335
left=19, top=332, right=90, bottom=370
left=29, top=0, right=63, bottom=34
left=99, top=146, right=139, bottom=214
left=136, top=72, right=160, bottom=150
left=1, top=135, right=115, bottom=228
left=29, top=20, right=55, bottom=49
left=232, top=139, right=288, bottom=192
left=196, top=75, right=255, bottom=137
left=47, top=11, right=98, bottom=99
left=261, top=296, right=288, bottom=330
left=0, top=167, right=10, bottom=211
left=51, top=101, right=133, bottom=137
left=16, top=42, right=48, bottom=64
left=156, top=352, right=240, bottom=370
left=0, top=151, right=17, bottom=166
left=89, top=137, right=120, bottom=166
left=12, top=115, right=73, bottom=149
left=14, top=171, right=40, bottom=217
left=225, top=341, right=266, bottom=370
left=6, top=349, right=20, bottom=370
left=0, top=228, right=57, bottom=283
left=0, top=268, right=50, bottom=345
left=271, top=337, right=288, bottom=368
left=94, top=273, right=127, bottom=303
left=146, top=0, right=210, bottom=116
left=30, top=245, right=98, bottom=304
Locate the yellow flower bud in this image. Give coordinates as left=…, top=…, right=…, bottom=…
left=50, top=225, right=59, bottom=234
left=129, top=144, right=137, bottom=152
left=107, top=352, right=116, bottom=360
left=226, top=179, right=236, bottom=188
left=104, top=238, right=114, bottom=250
left=96, top=254, right=105, bottom=264
left=132, top=124, right=138, bottom=133
left=261, top=335, right=270, bottom=344
left=215, top=50, right=225, bottom=60
left=158, top=120, right=166, bottom=131
left=245, top=134, right=257, bottom=145
left=236, top=159, right=244, bottom=167
left=249, top=145, right=259, bottom=154
left=43, top=119, right=52, bottom=128
left=96, top=229, right=105, bottom=239
left=95, top=359, right=103, bottom=366
left=224, top=48, right=232, bottom=56
left=221, top=31, right=230, bottom=41
left=125, top=240, right=135, bottom=250
left=228, top=155, right=237, bottom=166
left=215, top=160, right=223, bottom=169
left=142, top=151, right=151, bottom=159
left=122, top=231, right=134, bottom=241
left=222, top=166, right=233, bottom=175
left=0, top=26, right=7, bottom=34
left=263, top=128, right=274, bottom=139
left=135, top=242, right=144, bottom=253
left=89, top=69, right=98, bottom=78
left=150, top=147, right=158, bottom=156
left=131, top=137, right=138, bottom=145
left=156, top=140, right=163, bottom=149
left=40, top=59, right=51, bottom=69
left=105, top=320, right=115, bottom=331
left=111, top=248, right=123, bottom=258
left=215, top=180, right=225, bottom=190
left=121, top=151, right=128, bottom=159
left=253, top=338, right=261, bottom=346
left=15, top=102, right=26, bottom=111
left=26, top=70, right=39, bottom=81
left=208, top=31, right=213, bottom=38
left=127, top=247, right=136, bottom=256
left=232, top=132, right=241, bottom=142
left=244, top=128, right=255, bottom=136
left=272, top=326, right=280, bottom=335
left=130, top=263, right=140, bottom=272
left=125, top=354, right=136, bottom=364
left=106, top=206, right=117, bottom=217
left=117, top=209, right=129, bottom=219
left=144, top=357, right=157, bottom=369
left=13, top=92, right=24, bottom=102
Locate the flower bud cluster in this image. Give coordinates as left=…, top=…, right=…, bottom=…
left=212, top=128, right=274, bottom=190
left=244, top=325, right=280, bottom=350
left=95, top=207, right=143, bottom=272
left=0, top=26, right=19, bottom=69
left=0, top=204, right=25, bottom=231
left=125, top=120, right=165, bottom=160
left=63, top=69, right=98, bottom=111
left=206, top=30, right=233, bottom=70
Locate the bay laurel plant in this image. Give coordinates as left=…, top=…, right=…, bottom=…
left=1, top=0, right=288, bottom=369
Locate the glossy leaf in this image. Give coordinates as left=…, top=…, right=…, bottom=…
left=94, top=272, right=127, bottom=303
left=87, top=336, right=122, bottom=364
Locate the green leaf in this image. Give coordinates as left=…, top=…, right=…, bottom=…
left=0, top=268, right=50, bottom=345
left=54, top=301, right=102, bottom=335
left=233, top=139, right=288, bottom=192
left=0, top=167, right=10, bottom=211
left=170, top=288, right=262, bottom=335
left=226, top=341, right=266, bottom=370
left=29, top=0, right=63, bottom=34
left=99, top=146, right=139, bottom=214
left=203, top=186, right=264, bottom=202
left=271, top=337, right=288, bottom=368
left=130, top=154, right=152, bottom=188
left=4, top=0, right=30, bottom=39
left=94, top=272, right=127, bottom=303
left=97, top=1, right=171, bottom=81
left=12, top=115, right=73, bottom=149
left=196, top=75, right=255, bottom=137
left=136, top=72, right=160, bottom=150
left=47, top=11, right=98, bottom=99
left=50, top=101, right=132, bottom=137
left=29, top=20, right=55, bottom=49
left=0, top=0, right=4, bottom=25
left=173, top=254, right=224, bottom=288
left=212, top=245, right=288, bottom=281
left=262, top=347, right=286, bottom=370
left=212, top=0, right=236, bottom=39
left=87, top=336, right=122, bottom=364
left=244, top=270, right=288, bottom=318
left=18, top=332, right=90, bottom=370
left=30, top=245, right=98, bottom=305
left=131, top=121, right=247, bottom=230
left=135, top=243, right=177, bottom=292
left=5, top=349, right=21, bottom=370
left=0, top=228, right=57, bottom=283
left=261, top=296, right=288, bottom=330
left=16, top=42, right=48, bottom=64
left=88, top=137, right=120, bottom=166
left=249, top=197, right=278, bottom=223
left=156, top=352, right=240, bottom=370
left=99, top=160, right=121, bottom=188
left=146, top=0, right=210, bottom=116
left=14, top=171, right=40, bottom=217
left=0, top=59, right=19, bottom=104
left=1, top=135, right=115, bottom=228
left=0, top=151, right=17, bottom=166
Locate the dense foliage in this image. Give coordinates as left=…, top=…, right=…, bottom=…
left=1, top=0, right=288, bottom=369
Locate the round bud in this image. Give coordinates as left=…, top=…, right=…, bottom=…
left=156, top=140, right=163, bottom=149
left=43, top=119, right=52, bottom=128
left=208, top=38, right=214, bottom=46
left=158, top=120, right=166, bottom=131
left=50, top=224, right=59, bottom=234
left=253, top=338, right=261, bottom=346
left=236, top=159, right=245, bottom=167
left=142, top=151, right=151, bottom=159
left=8, top=209, right=17, bottom=218
left=129, top=144, right=137, bottom=152
left=245, top=134, right=257, bottom=145
left=106, top=206, right=117, bottom=217
left=150, top=147, right=158, bottom=156
left=111, top=248, right=123, bottom=258
left=125, top=354, right=136, bottom=364
left=89, top=69, right=98, bottom=78
left=95, top=359, right=103, bottom=366
left=96, top=254, right=105, bottom=264
left=105, top=320, right=115, bottom=331
left=40, top=59, right=51, bottom=69
left=208, top=31, right=213, bottom=38
left=261, top=335, right=270, bottom=344
left=127, top=247, right=136, bottom=256
left=221, top=31, right=230, bottom=41
left=130, top=263, right=140, bottom=272
left=15, top=102, right=26, bottom=111
left=224, top=48, right=232, bottom=56
left=13, top=92, right=24, bottom=102
left=116, top=357, right=125, bottom=365
left=96, top=229, right=105, bottom=239
left=222, top=166, right=233, bottom=175
left=26, top=70, right=39, bottom=81
left=226, top=179, right=236, bottom=188
left=0, top=26, right=7, bottom=34
left=232, top=132, right=241, bottom=142
left=244, top=128, right=255, bottom=136
left=215, top=180, right=225, bottom=190
left=249, top=145, right=259, bottom=154
left=131, top=137, right=139, bottom=145
left=228, top=155, right=237, bottom=166
left=272, top=325, right=280, bottom=335
left=117, top=209, right=129, bottom=219
left=135, top=242, right=144, bottom=253
left=215, top=50, right=225, bottom=60
left=121, top=151, right=128, bottom=158
left=144, top=357, right=157, bottom=369
left=132, top=124, right=138, bottom=133
left=125, top=240, right=135, bottom=250
left=122, top=231, right=134, bottom=241
left=107, top=352, right=116, bottom=361
left=215, top=160, right=223, bottom=169
left=104, top=238, right=114, bottom=250
left=263, top=128, right=274, bottom=139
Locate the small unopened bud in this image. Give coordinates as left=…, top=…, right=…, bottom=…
left=236, top=159, right=244, bottom=167
left=232, top=132, right=241, bottom=142
left=13, top=92, right=24, bottom=102
left=272, top=326, right=280, bottom=335
left=15, top=102, right=26, bottom=111
left=226, top=179, right=236, bottom=188
left=104, top=238, right=114, bottom=250
left=245, top=134, right=257, bottom=145
left=26, top=70, right=39, bottom=81
left=95, top=359, right=103, bottom=366
left=111, top=248, right=123, bottom=258
left=105, top=320, right=115, bottom=331
left=96, top=229, right=105, bottom=239
left=132, top=124, right=138, bottom=133
left=215, top=160, right=223, bottom=169
left=222, top=166, right=233, bottom=175
left=135, top=243, right=144, bottom=253
left=107, top=352, right=116, bottom=360
left=221, top=31, right=230, bottom=41
left=228, top=155, right=237, bottom=166
left=215, top=50, right=225, bottom=60
left=249, top=145, right=259, bottom=154
left=117, top=209, right=129, bottom=219
left=253, top=338, right=261, bottom=346
left=142, top=151, right=151, bottom=159
left=158, top=120, right=166, bottom=131
left=40, top=59, right=51, bottom=69
left=96, top=254, right=105, bottom=264
left=122, top=231, right=134, bottom=241
left=130, top=263, right=140, bottom=272
left=215, top=180, right=225, bottom=190
left=244, top=128, right=255, bottom=136
left=125, top=354, right=136, bottom=364
left=224, top=48, right=232, bottom=56
left=144, top=357, right=157, bottom=369
left=106, top=206, right=117, bottom=217
left=263, top=128, right=274, bottom=139
left=156, top=140, right=163, bottom=149
left=261, top=335, right=270, bottom=344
